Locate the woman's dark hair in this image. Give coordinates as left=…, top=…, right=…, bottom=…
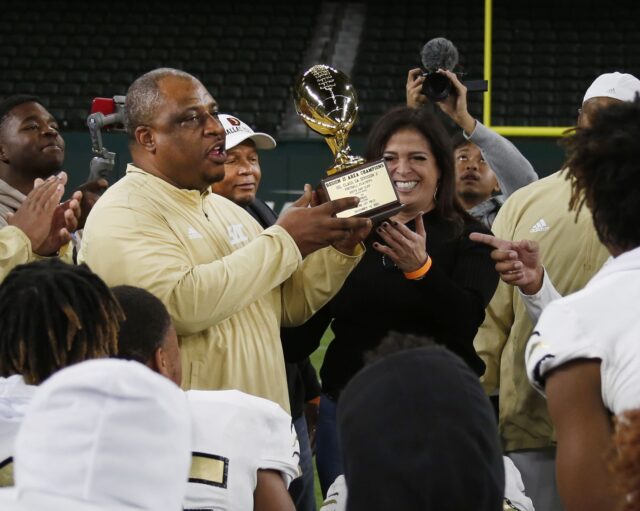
left=563, top=98, right=640, bottom=252
left=0, top=259, right=123, bottom=385
left=365, top=106, right=473, bottom=232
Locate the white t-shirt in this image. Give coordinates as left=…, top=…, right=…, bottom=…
left=184, top=389, right=300, bottom=511
left=526, top=246, right=640, bottom=414
left=518, top=266, right=563, bottom=324
left=0, top=375, right=36, bottom=486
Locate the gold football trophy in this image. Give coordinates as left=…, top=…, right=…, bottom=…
left=293, top=64, right=403, bottom=221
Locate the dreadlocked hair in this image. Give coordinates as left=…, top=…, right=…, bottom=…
left=563, top=97, right=640, bottom=252
left=0, top=259, right=123, bottom=385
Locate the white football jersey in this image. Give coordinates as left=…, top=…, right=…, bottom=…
left=0, top=375, right=36, bottom=487
left=526, top=247, right=640, bottom=415
left=184, top=389, right=300, bottom=511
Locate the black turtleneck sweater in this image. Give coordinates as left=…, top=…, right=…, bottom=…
left=282, top=209, right=498, bottom=399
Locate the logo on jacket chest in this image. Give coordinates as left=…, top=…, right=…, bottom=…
left=227, top=223, right=248, bottom=245
left=529, top=218, right=550, bottom=233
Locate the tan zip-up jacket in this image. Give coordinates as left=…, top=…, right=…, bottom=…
left=0, top=226, right=32, bottom=282
left=80, top=165, right=363, bottom=412
left=474, top=170, right=609, bottom=451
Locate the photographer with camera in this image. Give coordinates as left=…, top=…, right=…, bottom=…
left=407, top=57, right=537, bottom=228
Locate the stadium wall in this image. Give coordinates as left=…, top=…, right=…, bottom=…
left=63, top=134, right=565, bottom=215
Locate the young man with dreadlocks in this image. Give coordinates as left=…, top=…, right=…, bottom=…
left=524, top=98, right=640, bottom=511
left=0, top=259, right=123, bottom=486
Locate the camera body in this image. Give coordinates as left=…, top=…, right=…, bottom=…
left=421, top=71, right=489, bottom=102
left=421, top=71, right=454, bottom=102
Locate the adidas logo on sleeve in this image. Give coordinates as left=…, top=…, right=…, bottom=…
left=529, top=218, right=550, bottom=233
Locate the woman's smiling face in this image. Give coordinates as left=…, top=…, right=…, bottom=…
left=383, top=127, right=441, bottom=216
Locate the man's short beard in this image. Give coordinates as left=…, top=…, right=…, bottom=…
left=233, top=195, right=255, bottom=207
left=458, top=189, right=484, bottom=201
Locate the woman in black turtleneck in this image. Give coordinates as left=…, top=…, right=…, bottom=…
left=281, top=106, right=498, bottom=495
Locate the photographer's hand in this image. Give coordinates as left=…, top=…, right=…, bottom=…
left=434, top=69, right=476, bottom=135
left=406, top=68, right=427, bottom=108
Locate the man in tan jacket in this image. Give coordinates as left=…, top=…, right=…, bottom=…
left=473, top=72, right=640, bottom=511
left=80, top=68, right=371, bottom=412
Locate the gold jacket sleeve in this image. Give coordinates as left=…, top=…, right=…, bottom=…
left=0, top=226, right=31, bottom=282
left=280, top=243, right=364, bottom=328
left=474, top=206, right=514, bottom=395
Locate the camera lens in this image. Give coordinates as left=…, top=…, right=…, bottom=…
left=421, top=73, right=452, bottom=102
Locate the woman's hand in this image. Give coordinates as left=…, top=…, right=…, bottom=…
left=372, top=214, right=428, bottom=273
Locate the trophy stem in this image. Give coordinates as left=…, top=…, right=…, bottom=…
left=324, top=131, right=364, bottom=175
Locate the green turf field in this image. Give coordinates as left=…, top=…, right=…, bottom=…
left=309, top=327, right=332, bottom=509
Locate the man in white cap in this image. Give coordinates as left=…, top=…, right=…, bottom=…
left=472, top=71, right=640, bottom=511
left=212, top=114, right=276, bottom=208
left=0, top=358, right=191, bottom=510
left=214, top=113, right=321, bottom=511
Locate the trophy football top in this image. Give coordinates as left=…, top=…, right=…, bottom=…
left=293, top=64, right=359, bottom=138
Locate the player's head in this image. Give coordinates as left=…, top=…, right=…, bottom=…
left=564, top=97, right=640, bottom=255
left=363, top=330, right=437, bottom=365
left=451, top=132, right=499, bottom=209
left=338, top=345, right=504, bottom=510
left=0, top=95, right=65, bottom=180
left=212, top=114, right=276, bottom=206
left=578, top=72, right=640, bottom=128
left=125, top=68, right=226, bottom=191
left=111, top=285, right=182, bottom=386
left=0, top=259, right=122, bottom=385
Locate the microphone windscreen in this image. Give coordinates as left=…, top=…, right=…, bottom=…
left=420, top=38, right=459, bottom=72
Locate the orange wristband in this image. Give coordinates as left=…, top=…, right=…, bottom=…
left=308, top=396, right=321, bottom=406
left=404, top=256, right=432, bottom=280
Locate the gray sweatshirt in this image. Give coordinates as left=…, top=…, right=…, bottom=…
left=0, top=179, right=25, bottom=228
left=465, top=121, right=538, bottom=229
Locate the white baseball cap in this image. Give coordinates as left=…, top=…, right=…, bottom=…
left=583, top=72, right=640, bottom=104
left=0, top=359, right=191, bottom=511
left=218, top=113, right=276, bottom=150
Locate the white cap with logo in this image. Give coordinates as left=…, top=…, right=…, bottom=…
left=218, top=113, right=276, bottom=151
left=583, top=72, right=640, bottom=104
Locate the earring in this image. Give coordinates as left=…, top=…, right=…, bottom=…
left=433, top=184, right=439, bottom=203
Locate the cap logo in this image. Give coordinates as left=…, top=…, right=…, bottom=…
left=227, top=117, right=241, bottom=126
left=607, top=88, right=616, bottom=93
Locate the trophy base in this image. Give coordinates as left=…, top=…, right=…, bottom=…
left=318, top=159, right=405, bottom=224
